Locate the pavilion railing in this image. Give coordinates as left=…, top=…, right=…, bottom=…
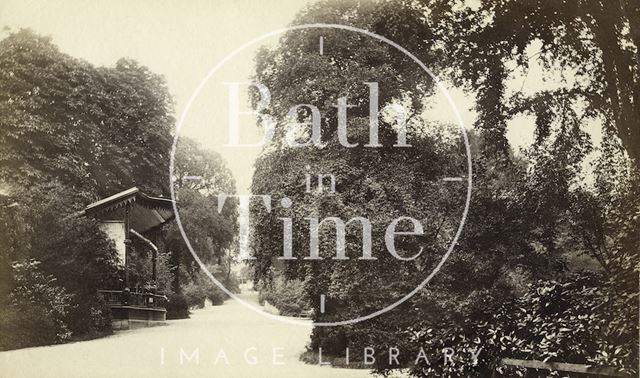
left=98, top=289, right=167, bottom=308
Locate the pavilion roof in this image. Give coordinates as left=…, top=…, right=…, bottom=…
left=83, top=187, right=175, bottom=233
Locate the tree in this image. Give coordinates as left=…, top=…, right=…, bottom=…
left=248, top=0, right=566, bottom=360
left=415, top=0, right=639, bottom=164
left=0, top=29, right=178, bottom=346
left=164, top=137, right=239, bottom=315
left=248, top=0, right=638, bottom=374
left=0, top=29, right=174, bottom=198
left=569, top=138, right=640, bottom=283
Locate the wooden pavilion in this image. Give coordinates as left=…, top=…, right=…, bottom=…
left=82, top=187, right=175, bottom=330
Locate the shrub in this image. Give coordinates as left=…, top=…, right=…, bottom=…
left=258, top=276, right=310, bottom=317
left=208, top=286, right=228, bottom=305
left=183, top=281, right=208, bottom=309
left=404, top=273, right=638, bottom=377
left=67, top=293, right=112, bottom=339
left=221, top=272, right=241, bottom=295
left=183, top=267, right=234, bottom=308
left=165, top=292, right=190, bottom=319
left=0, top=260, right=72, bottom=350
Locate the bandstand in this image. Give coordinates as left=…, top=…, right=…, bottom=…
left=82, top=187, right=174, bottom=330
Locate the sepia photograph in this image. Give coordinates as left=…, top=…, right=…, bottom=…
left=0, top=0, right=638, bottom=377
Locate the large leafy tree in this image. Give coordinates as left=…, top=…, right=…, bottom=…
left=166, top=137, right=239, bottom=297
left=250, top=0, right=458, bottom=312
left=0, top=29, right=174, bottom=197
left=248, top=0, right=567, bottom=360
left=0, top=29, right=177, bottom=346
left=249, top=0, right=638, bottom=374
left=419, top=0, right=639, bottom=163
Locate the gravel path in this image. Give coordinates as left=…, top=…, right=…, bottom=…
left=0, top=291, right=375, bottom=377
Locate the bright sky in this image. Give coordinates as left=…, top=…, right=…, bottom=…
left=0, top=0, right=596, bottom=194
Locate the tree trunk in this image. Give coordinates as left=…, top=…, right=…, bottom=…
left=592, top=0, right=640, bottom=166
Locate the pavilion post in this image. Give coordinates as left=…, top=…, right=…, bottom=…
left=123, top=204, right=131, bottom=289
left=151, top=244, right=157, bottom=283
left=150, top=231, right=158, bottom=288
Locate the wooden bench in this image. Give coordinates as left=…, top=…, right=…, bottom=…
left=498, top=358, right=633, bottom=377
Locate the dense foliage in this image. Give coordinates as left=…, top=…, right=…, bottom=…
left=0, top=260, right=72, bottom=350
left=421, top=0, right=640, bottom=163
left=183, top=264, right=240, bottom=309
left=0, top=29, right=238, bottom=348
left=248, top=0, right=639, bottom=376
left=0, top=181, right=121, bottom=349
left=167, top=137, right=240, bottom=312
left=0, top=30, right=174, bottom=196
left=258, top=274, right=310, bottom=317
